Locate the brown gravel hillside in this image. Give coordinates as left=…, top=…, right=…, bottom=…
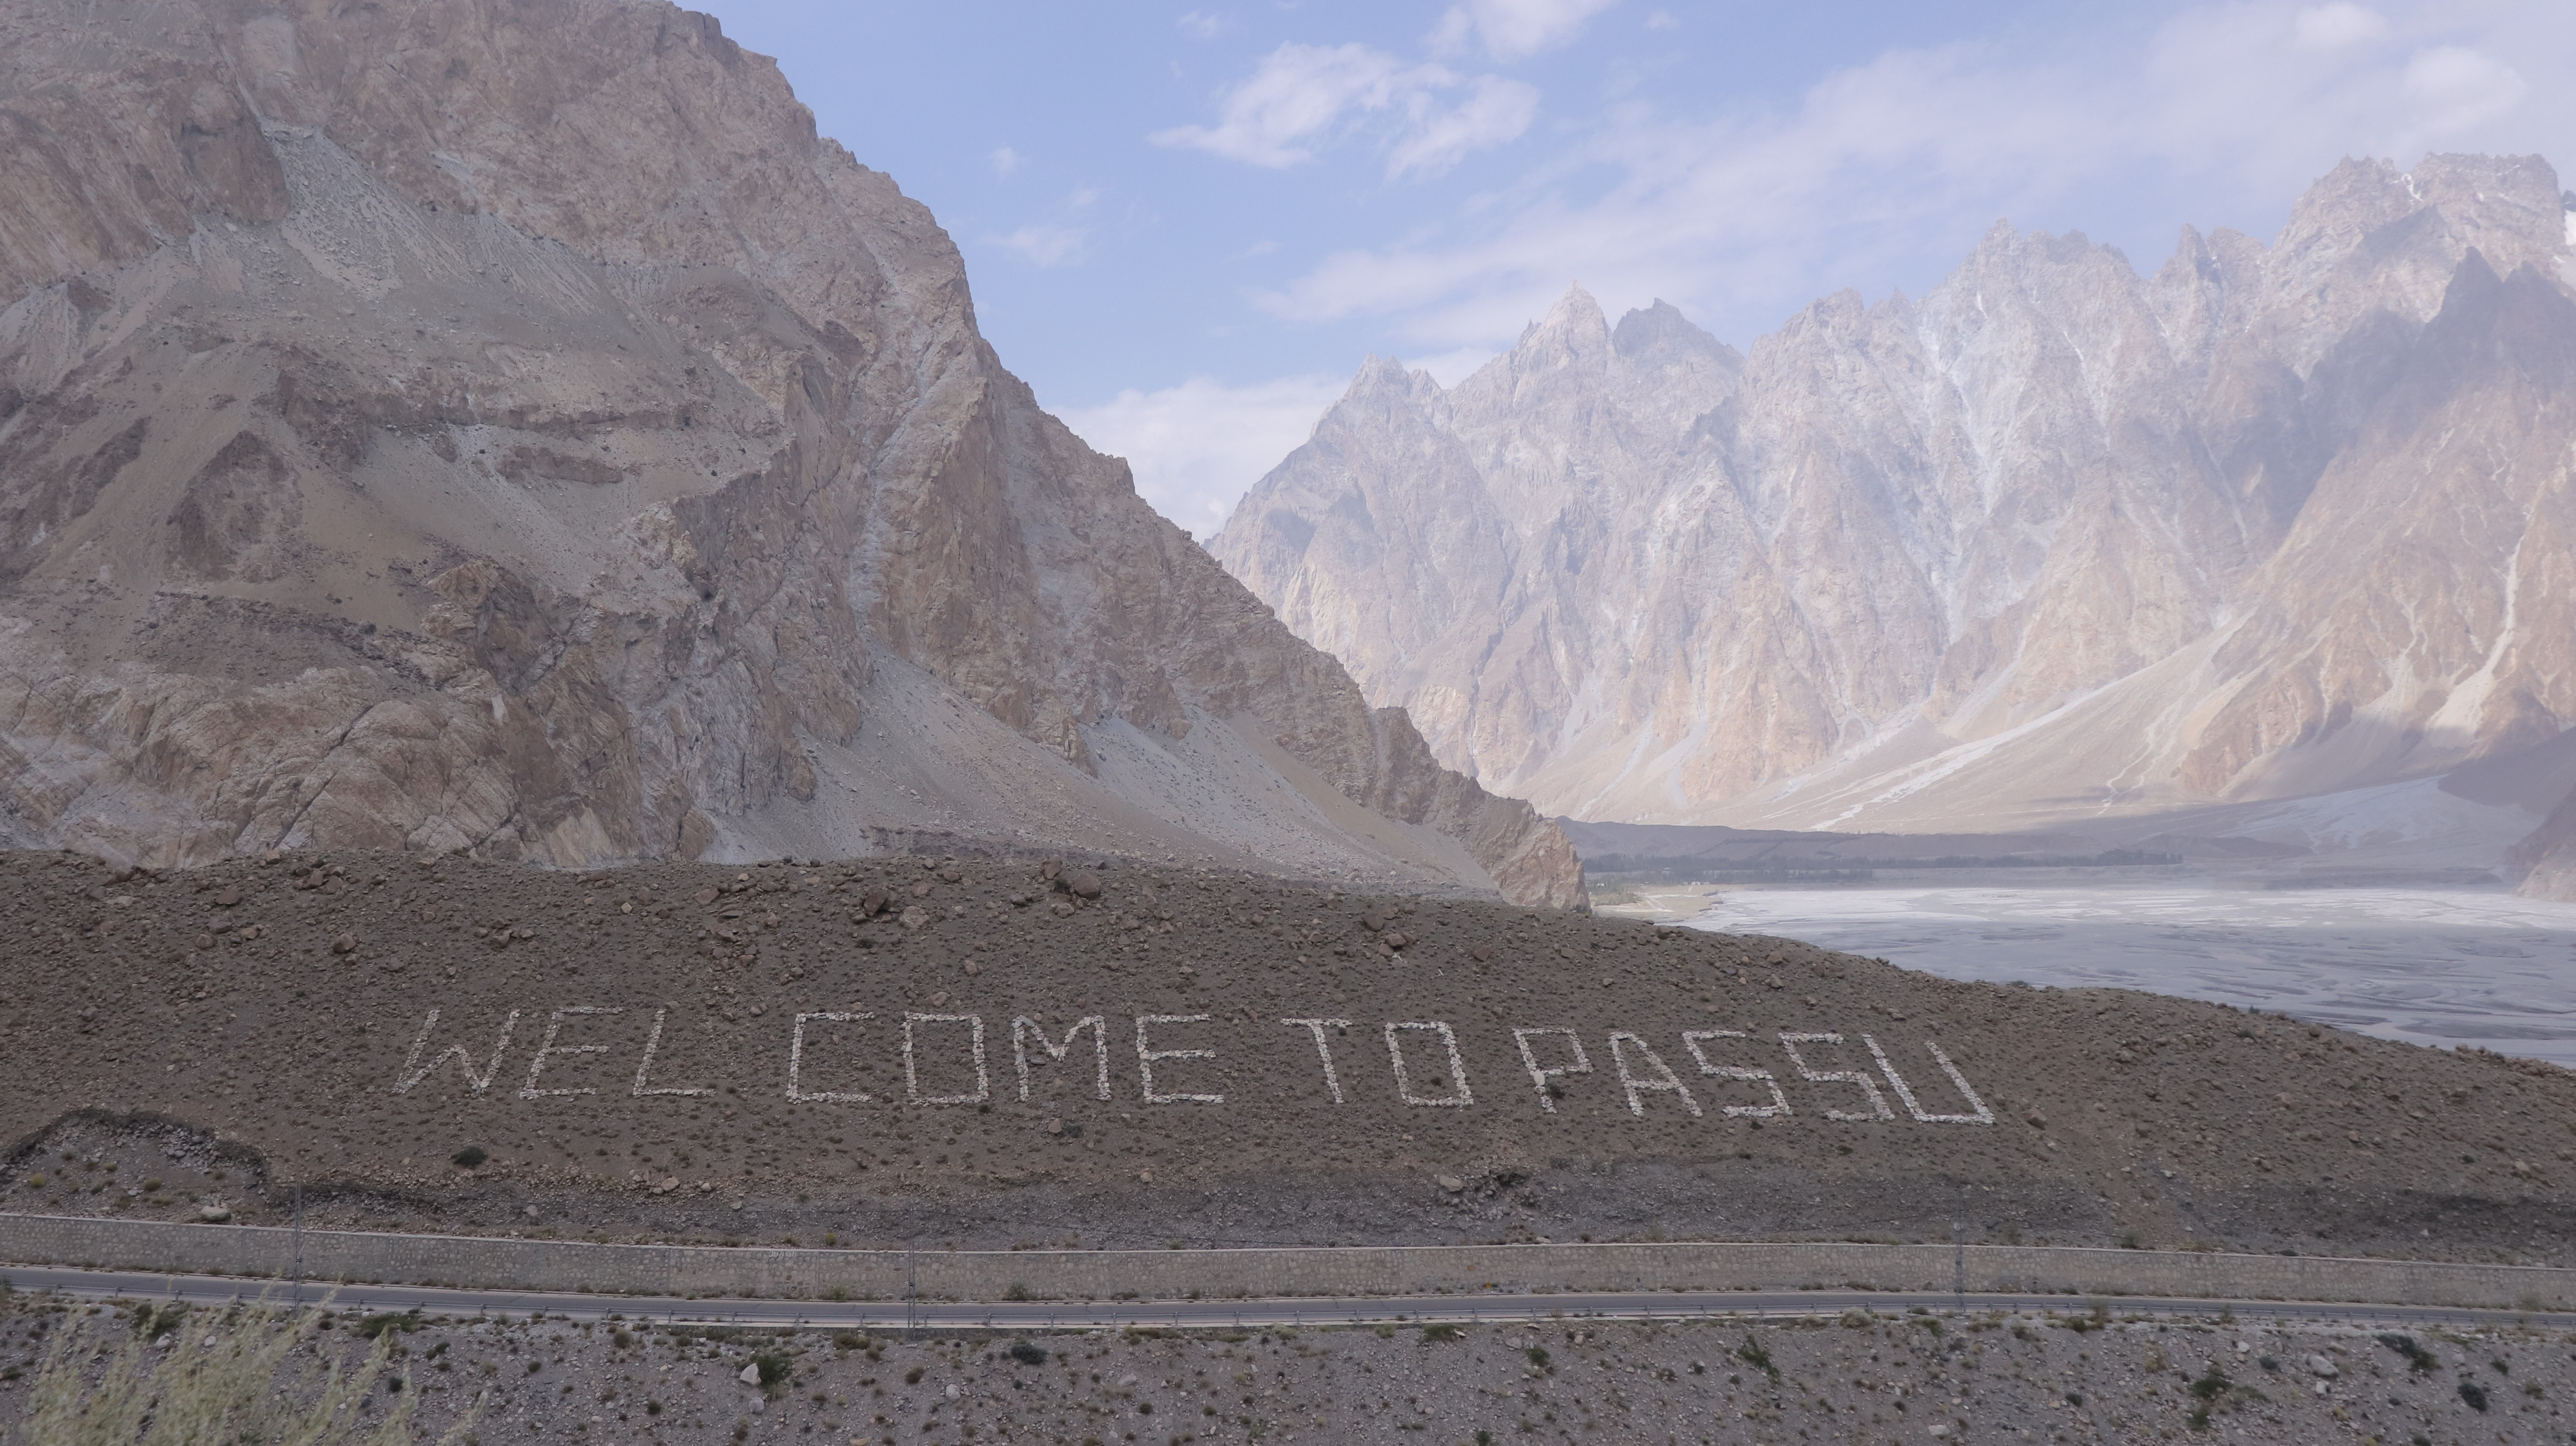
left=1, top=848, right=2570, bottom=1264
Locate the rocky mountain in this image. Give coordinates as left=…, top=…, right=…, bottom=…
left=1212, top=154, right=2576, bottom=897
left=0, top=0, right=1583, bottom=906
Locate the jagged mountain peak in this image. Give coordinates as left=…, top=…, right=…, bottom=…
left=1611, top=299, right=1741, bottom=370
left=1535, top=279, right=1606, bottom=325
left=1214, top=152, right=2576, bottom=901
left=1498, top=282, right=1614, bottom=367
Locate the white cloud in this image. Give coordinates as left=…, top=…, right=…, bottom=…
left=1643, top=9, right=1679, bottom=32
left=990, top=146, right=1024, bottom=179
left=1152, top=44, right=1416, bottom=168
left=1150, top=41, right=1537, bottom=179
left=1388, top=74, right=1542, bottom=178
left=2401, top=46, right=2527, bottom=137
left=1178, top=10, right=1222, bottom=40
left=2293, top=3, right=2389, bottom=49
left=1245, top=0, right=2576, bottom=352
left=1054, top=374, right=1348, bottom=538
left=1434, top=0, right=1622, bottom=59
left=996, top=222, right=1091, bottom=267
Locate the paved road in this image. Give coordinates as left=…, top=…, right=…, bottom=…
left=3, top=1264, right=2569, bottom=1334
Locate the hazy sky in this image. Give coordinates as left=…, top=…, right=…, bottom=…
left=699, top=0, right=2576, bottom=537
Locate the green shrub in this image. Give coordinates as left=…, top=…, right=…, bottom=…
left=129, top=1302, right=186, bottom=1339
left=2377, top=1334, right=2438, bottom=1372
left=355, top=1310, right=423, bottom=1340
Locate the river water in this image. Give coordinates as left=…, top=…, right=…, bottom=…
left=1665, top=874, right=2576, bottom=1066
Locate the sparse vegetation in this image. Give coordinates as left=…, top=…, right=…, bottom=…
left=355, top=1309, right=424, bottom=1340
left=16, top=1301, right=475, bottom=1444
left=2378, top=1333, right=2439, bottom=1372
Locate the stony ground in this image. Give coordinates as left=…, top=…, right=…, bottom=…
left=3, top=1291, right=2571, bottom=1445
left=3, top=848, right=2574, bottom=1263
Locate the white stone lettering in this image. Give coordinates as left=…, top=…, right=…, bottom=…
left=1680, top=1030, right=1792, bottom=1118
left=1512, top=1027, right=1591, bottom=1113
left=632, top=1008, right=713, bottom=1097
left=787, top=1012, right=874, bottom=1103
left=1780, top=1032, right=1893, bottom=1121
left=519, top=1006, right=624, bottom=1099
left=1012, top=1015, right=1111, bottom=1102
left=1862, top=1035, right=1996, bottom=1124
left=1607, top=1032, right=1701, bottom=1118
left=380, top=998, right=2018, bottom=1134
left=392, top=1009, right=520, bottom=1095
left=903, top=1013, right=990, bottom=1105
left=1135, top=1015, right=1224, bottom=1104
left=1281, top=1018, right=1352, bottom=1104
left=1383, top=1021, right=1473, bottom=1107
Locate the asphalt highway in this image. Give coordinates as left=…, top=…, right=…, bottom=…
left=3, top=1263, right=2569, bottom=1334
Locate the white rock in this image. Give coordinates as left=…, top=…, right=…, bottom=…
left=738, top=1363, right=761, bottom=1385
left=2306, top=1354, right=2338, bottom=1378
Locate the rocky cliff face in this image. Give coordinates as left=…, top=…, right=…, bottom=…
left=1212, top=155, right=2576, bottom=896
left=0, top=0, right=1583, bottom=907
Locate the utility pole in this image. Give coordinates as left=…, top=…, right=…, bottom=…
left=905, top=1240, right=919, bottom=1342
left=905, top=1224, right=919, bottom=1344
left=1950, top=1182, right=1965, bottom=1313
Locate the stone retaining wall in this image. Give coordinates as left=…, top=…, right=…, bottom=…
left=0, top=1214, right=2566, bottom=1312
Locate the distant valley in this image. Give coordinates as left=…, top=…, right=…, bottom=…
left=1213, top=156, right=2576, bottom=899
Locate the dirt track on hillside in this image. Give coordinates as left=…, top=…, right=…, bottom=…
left=1, top=849, right=2569, bottom=1263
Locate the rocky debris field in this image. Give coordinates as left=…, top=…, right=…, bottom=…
left=3, top=1291, right=2572, bottom=1445
left=2, top=847, right=2573, bottom=1262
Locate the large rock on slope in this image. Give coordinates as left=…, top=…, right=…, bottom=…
left=0, top=0, right=1583, bottom=907
left=1213, top=155, right=2576, bottom=891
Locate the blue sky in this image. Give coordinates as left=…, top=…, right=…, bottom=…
left=700, top=0, right=2575, bottom=537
